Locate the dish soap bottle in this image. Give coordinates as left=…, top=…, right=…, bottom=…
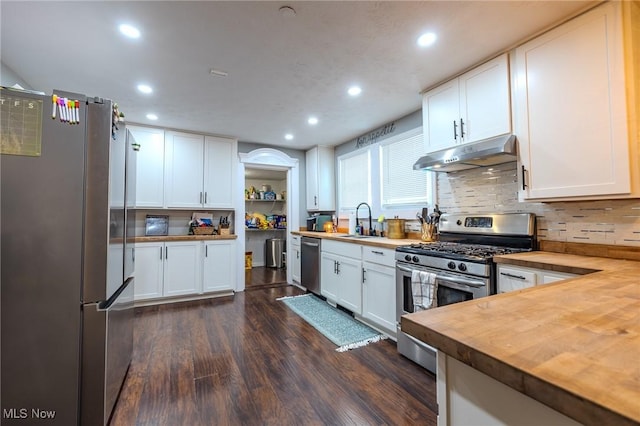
left=348, top=213, right=356, bottom=235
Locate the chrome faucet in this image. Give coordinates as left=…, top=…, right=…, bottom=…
left=355, top=202, right=373, bottom=236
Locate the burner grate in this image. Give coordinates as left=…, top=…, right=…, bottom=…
left=401, top=242, right=528, bottom=259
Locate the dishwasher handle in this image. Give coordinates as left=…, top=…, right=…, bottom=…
left=302, top=241, right=319, bottom=248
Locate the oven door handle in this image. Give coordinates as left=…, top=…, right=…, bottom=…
left=396, top=265, right=414, bottom=274
left=436, top=275, right=485, bottom=288
left=398, top=264, right=485, bottom=288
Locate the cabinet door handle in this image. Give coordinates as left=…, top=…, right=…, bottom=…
left=204, top=192, right=208, bottom=204
left=362, top=268, right=366, bottom=283
left=297, top=251, right=299, bottom=259
left=460, top=118, right=465, bottom=139
left=160, top=247, right=163, bottom=260
left=205, top=245, right=208, bottom=257
left=314, top=195, right=317, bottom=206
left=500, top=272, right=526, bottom=280
left=199, top=192, right=203, bottom=203
left=521, top=165, right=528, bottom=190
left=453, top=120, right=458, bottom=141
left=165, top=246, right=168, bottom=259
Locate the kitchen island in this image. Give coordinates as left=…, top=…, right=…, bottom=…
left=401, top=251, right=640, bottom=426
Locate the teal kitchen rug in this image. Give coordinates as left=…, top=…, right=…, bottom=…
left=278, top=293, right=386, bottom=352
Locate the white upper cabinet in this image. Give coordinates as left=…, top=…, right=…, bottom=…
left=133, top=128, right=237, bottom=208
left=423, top=54, right=511, bottom=153
left=459, top=55, right=511, bottom=143
left=422, top=79, right=461, bottom=153
left=203, top=136, right=236, bottom=208
left=515, top=1, right=638, bottom=201
left=306, top=146, right=335, bottom=211
left=164, top=131, right=205, bottom=208
left=129, top=126, right=165, bottom=208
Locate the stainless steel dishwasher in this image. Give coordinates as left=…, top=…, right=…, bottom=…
left=301, top=236, right=321, bottom=296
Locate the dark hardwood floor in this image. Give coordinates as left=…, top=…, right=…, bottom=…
left=245, top=266, right=288, bottom=290
left=110, top=285, right=437, bottom=425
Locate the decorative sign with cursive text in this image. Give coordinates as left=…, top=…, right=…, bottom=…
left=355, top=121, right=396, bottom=149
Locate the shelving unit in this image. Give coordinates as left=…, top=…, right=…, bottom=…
left=244, top=171, right=287, bottom=268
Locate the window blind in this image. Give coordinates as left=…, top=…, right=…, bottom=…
left=339, top=150, right=370, bottom=209
left=380, top=128, right=429, bottom=206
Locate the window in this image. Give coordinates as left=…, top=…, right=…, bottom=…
left=380, top=128, right=429, bottom=207
left=338, top=149, right=370, bottom=210
left=337, top=126, right=434, bottom=220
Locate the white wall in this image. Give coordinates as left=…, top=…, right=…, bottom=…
left=1, top=61, right=33, bottom=89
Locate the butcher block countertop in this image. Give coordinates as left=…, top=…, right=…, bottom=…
left=134, top=234, right=237, bottom=243
left=291, top=230, right=421, bottom=249
left=402, top=251, right=640, bottom=426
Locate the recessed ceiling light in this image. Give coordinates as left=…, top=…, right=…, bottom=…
left=146, top=113, right=158, bottom=121
left=119, top=24, right=140, bottom=39
left=209, top=68, right=229, bottom=77
left=137, top=84, right=153, bottom=94
left=285, top=134, right=294, bottom=140
left=417, top=32, right=437, bottom=47
left=308, top=117, right=318, bottom=125
left=348, top=86, right=362, bottom=96
left=279, top=6, right=296, bottom=18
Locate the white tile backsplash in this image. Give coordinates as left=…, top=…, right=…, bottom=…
left=436, top=162, right=640, bottom=246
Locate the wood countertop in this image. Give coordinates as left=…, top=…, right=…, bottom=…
left=401, top=250, right=640, bottom=426
left=291, top=230, right=422, bottom=249
left=134, top=235, right=237, bottom=243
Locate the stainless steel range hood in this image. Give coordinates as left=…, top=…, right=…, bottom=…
left=413, top=134, right=517, bottom=172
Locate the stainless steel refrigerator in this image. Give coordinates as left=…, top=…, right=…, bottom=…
left=1, top=88, right=136, bottom=425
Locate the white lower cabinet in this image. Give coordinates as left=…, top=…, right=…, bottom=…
left=291, top=235, right=301, bottom=284
left=320, top=252, right=339, bottom=301
left=362, top=246, right=396, bottom=334
left=162, top=241, right=202, bottom=297
left=540, top=270, right=578, bottom=284
left=134, top=241, right=165, bottom=300
left=134, top=240, right=236, bottom=303
left=321, top=240, right=362, bottom=314
left=362, top=261, right=396, bottom=333
left=336, top=256, right=363, bottom=314
left=202, top=240, right=236, bottom=293
left=497, top=264, right=578, bottom=293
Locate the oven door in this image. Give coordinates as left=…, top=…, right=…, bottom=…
left=395, top=262, right=489, bottom=372
left=396, top=263, right=488, bottom=321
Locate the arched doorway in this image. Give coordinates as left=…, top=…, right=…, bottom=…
left=237, top=148, right=299, bottom=291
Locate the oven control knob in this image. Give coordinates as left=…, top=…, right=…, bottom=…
left=447, top=261, right=456, bottom=270
left=412, top=256, right=420, bottom=263
left=456, top=220, right=462, bottom=226
left=458, top=263, right=467, bottom=272
left=404, top=255, right=412, bottom=262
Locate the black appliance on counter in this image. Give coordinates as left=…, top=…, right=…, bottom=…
left=306, top=214, right=332, bottom=231
left=395, top=212, right=536, bottom=372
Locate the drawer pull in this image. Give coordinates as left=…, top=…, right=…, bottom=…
left=371, top=250, right=384, bottom=255
left=500, top=272, right=526, bottom=280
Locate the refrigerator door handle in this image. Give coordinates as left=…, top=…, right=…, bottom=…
left=82, top=277, right=134, bottom=425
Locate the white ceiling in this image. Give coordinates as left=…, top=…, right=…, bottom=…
left=1, top=1, right=597, bottom=150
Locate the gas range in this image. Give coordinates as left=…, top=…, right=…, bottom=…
left=395, top=212, right=537, bottom=278
left=395, top=212, right=536, bottom=373
left=395, top=242, right=529, bottom=277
